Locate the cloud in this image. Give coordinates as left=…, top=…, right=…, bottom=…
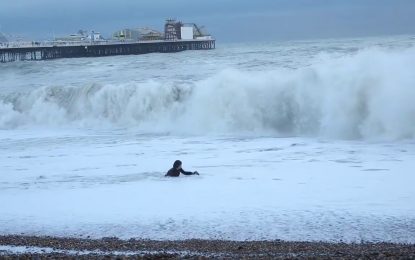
left=0, top=0, right=414, bottom=42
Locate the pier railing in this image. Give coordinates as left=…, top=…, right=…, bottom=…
left=0, top=39, right=213, bottom=49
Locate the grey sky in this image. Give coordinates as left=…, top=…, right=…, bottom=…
left=0, top=0, right=414, bottom=42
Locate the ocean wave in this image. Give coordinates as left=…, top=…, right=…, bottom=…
left=1, top=46, right=415, bottom=140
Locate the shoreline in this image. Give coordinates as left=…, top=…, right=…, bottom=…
left=1, top=235, right=415, bottom=259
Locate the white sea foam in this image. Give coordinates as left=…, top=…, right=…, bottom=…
left=1, top=36, right=415, bottom=242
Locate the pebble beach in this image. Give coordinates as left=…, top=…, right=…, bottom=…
left=1, top=235, right=415, bottom=259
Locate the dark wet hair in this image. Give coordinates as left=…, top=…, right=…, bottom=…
left=173, top=160, right=182, bottom=169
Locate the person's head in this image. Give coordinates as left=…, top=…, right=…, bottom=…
left=173, top=160, right=182, bottom=170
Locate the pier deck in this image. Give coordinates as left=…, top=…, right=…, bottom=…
left=0, top=39, right=215, bottom=62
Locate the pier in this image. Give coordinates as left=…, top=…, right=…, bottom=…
left=0, top=19, right=216, bottom=63
left=0, top=39, right=215, bottom=63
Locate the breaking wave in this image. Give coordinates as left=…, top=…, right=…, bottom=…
left=1, top=47, right=415, bottom=140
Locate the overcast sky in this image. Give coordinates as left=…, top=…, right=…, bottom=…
left=0, top=0, right=414, bottom=42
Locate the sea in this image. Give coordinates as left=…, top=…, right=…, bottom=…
left=0, top=35, right=415, bottom=242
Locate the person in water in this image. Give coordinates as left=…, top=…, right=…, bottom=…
left=165, top=160, right=199, bottom=177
